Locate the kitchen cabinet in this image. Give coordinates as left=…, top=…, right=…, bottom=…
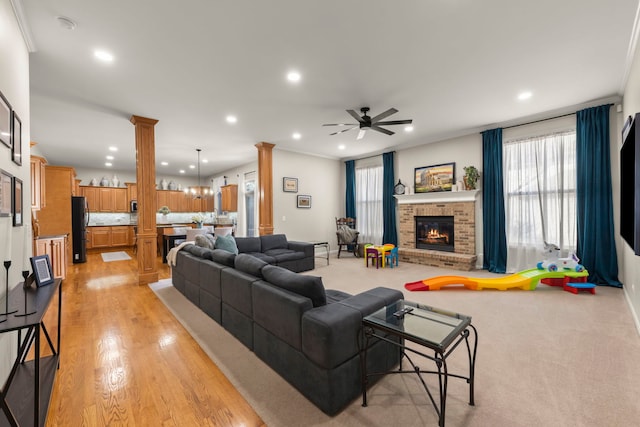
left=82, top=186, right=99, bottom=211
left=88, top=226, right=132, bottom=248
left=30, top=155, right=47, bottom=210
left=35, top=235, right=68, bottom=279
left=126, top=182, right=137, bottom=201
left=157, top=190, right=169, bottom=211
left=220, top=184, right=238, bottom=212
left=111, top=226, right=130, bottom=246
left=82, top=187, right=128, bottom=212
left=90, top=226, right=111, bottom=248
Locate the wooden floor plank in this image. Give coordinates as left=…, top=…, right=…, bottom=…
left=44, top=251, right=265, bottom=427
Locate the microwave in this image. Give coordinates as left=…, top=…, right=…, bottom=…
left=130, top=200, right=138, bottom=212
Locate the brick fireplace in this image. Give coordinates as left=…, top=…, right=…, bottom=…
left=396, top=191, right=478, bottom=271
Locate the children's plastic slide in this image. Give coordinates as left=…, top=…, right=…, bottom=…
left=404, top=268, right=589, bottom=291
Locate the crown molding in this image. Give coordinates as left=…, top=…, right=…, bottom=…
left=10, top=0, right=36, bottom=53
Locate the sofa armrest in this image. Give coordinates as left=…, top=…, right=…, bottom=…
left=301, top=287, right=403, bottom=369
left=287, top=240, right=314, bottom=257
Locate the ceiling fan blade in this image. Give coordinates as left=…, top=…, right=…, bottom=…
left=347, top=109, right=365, bottom=123
left=330, top=126, right=357, bottom=136
left=370, top=108, right=398, bottom=123
left=357, top=129, right=367, bottom=140
left=322, top=123, right=357, bottom=127
left=371, top=125, right=394, bottom=136
left=375, top=119, right=413, bottom=126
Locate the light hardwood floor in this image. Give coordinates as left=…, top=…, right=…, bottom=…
left=43, top=250, right=265, bottom=427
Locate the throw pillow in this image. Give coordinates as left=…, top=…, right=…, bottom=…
left=195, top=234, right=215, bottom=250
left=262, top=265, right=327, bottom=307
left=214, top=234, right=239, bottom=255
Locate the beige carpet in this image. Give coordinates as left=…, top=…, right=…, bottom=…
left=150, top=256, right=640, bottom=427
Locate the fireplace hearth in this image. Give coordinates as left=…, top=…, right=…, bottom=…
left=415, top=215, right=454, bottom=252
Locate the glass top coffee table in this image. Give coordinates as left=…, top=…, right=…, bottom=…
left=360, top=300, right=478, bottom=427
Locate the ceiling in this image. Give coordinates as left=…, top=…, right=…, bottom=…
left=18, top=0, right=640, bottom=178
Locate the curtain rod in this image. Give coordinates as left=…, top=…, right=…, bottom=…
left=501, top=112, right=575, bottom=130
left=346, top=150, right=395, bottom=163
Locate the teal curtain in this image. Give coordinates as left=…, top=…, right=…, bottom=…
left=345, top=160, right=356, bottom=219
left=382, top=152, right=397, bottom=245
left=576, top=105, right=622, bottom=287
left=482, top=128, right=507, bottom=273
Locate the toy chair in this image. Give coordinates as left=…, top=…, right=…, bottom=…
left=365, top=246, right=382, bottom=269
left=385, top=246, right=399, bottom=268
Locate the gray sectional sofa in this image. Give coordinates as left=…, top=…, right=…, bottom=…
left=234, top=234, right=314, bottom=272
left=171, top=242, right=404, bottom=415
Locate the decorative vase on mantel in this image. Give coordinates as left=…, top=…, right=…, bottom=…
left=112, top=175, right=119, bottom=188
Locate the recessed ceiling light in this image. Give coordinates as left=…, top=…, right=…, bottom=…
left=202, top=159, right=208, bottom=163
left=105, top=162, right=112, bottom=167
left=106, top=155, right=114, bottom=160
left=94, top=50, right=114, bottom=62
left=189, top=165, right=195, bottom=169
left=518, top=91, right=532, bottom=101
left=56, top=16, right=77, bottom=30
left=226, top=115, right=237, bottom=124
left=287, top=71, right=301, bottom=83
left=292, top=132, right=301, bottom=140
left=161, top=161, right=168, bottom=166
left=108, top=146, right=118, bottom=151
left=338, top=144, right=346, bottom=150
left=404, top=126, right=414, bottom=132
left=179, top=169, right=185, bottom=174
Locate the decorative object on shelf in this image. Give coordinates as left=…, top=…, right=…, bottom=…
left=283, top=177, right=298, bottom=193
left=192, top=212, right=206, bottom=228
left=0, top=169, right=12, bottom=217
left=158, top=206, right=171, bottom=215
left=178, top=184, right=183, bottom=191
left=12, top=177, right=22, bottom=226
left=0, top=89, right=11, bottom=148
left=168, top=180, right=177, bottom=190
left=414, top=163, right=455, bottom=193
left=393, top=179, right=406, bottom=195
left=15, top=269, right=37, bottom=317
left=160, top=178, right=168, bottom=190
left=30, top=254, right=54, bottom=287
left=11, top=111, right=22, bottom=166
left=100, top=176, right=110, bottom=186
left=463, top=165, right=480, bottom=190
left=1, top=259, right=18, bottom=318
left=89, top=178, right=98, bottom=186
left=297, top=195, right=311, bottom=208
left=112, top=175, right=119, bottom=187
left=185, top=149, right=210, bottom=199
left=456, top=180, right=464, bottom=191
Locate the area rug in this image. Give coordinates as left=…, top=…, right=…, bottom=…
left=100, top=251, right=131, bottom=262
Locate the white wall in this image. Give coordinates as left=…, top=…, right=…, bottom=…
left=622, top=30, right=640, bottom=332
left=210, top=160, right=258, bottom=237
left=0, top=0, right=31, bottom=384
left=273, top=150, right=341, bottom=246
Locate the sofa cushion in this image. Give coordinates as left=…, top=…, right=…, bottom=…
left=264, top=248, right=305, bottom=263
left=195, top=234, right=216, bottom=250
left=262, top=265, right=326, bottom=307
left=208, top=249, right=236, bottom=267
left=235, top=237, right=261, bottom=253
left=215, top=234, right=239, bottom=254
left=243, top=252, right=277, bottom=264
left=184, top=244, right=213, bottom=259
left=260, top=234, right=289, bottom=251
left=234, top=254, right=268, bottom=278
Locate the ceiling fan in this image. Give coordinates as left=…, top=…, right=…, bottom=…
left=323, top=107, right=413, bottom=140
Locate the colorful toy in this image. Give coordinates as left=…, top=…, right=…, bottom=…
left=536, top=242, right=585, bottom=272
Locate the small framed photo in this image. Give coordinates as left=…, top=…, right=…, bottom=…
left=0, top=169, right=12, bottom=217
left=0, top=90, right=10, bottom=148
left=11, top=111, right=21, bottom=166
left=414, top=162, right=455, bottom=193
left=31, top=254, right=55, bottom=287
left=283, top=177, right=298, bottom=193
left=297, top=194, right=311, bottom=208
left=13, top=177, right=22, bottom=226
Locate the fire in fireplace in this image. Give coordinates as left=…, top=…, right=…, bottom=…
left=415, top=215, right=455, bottom=252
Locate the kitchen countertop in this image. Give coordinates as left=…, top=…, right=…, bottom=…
left=36, top=234, right=69, bottom=240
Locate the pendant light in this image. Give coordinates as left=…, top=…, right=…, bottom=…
left=185, top=148, right=209, bottom=199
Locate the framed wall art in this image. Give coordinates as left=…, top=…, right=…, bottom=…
left=13, top=177, right=22, bottom=226
left=31, top=254, right=54, bottom=287
left=296, top=195, right=311, bottom=208
left=0, top=169, right=12, bottom=217
left=11, top=111, right=21, bottom=166
left=0, top=90, right=11, bottom=148
left=414, top=162, right=455, bottom=193
left=283, top=177, right=298, bottom=193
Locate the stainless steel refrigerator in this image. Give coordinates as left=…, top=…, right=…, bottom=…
left=71, top=196, right=89, bottom=263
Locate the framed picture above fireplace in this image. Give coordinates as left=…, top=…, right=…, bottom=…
left=414, top=162, right=455, bottom=193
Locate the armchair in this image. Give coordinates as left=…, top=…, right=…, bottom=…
left=336, top=217, right=359, bottom=258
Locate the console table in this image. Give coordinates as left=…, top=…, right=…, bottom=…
left=0, top=278, right=62, bottom=427
left=360, top=300, right=477, bottom=427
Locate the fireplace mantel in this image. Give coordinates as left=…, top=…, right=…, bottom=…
left=394, top=190, right=480, bottom=204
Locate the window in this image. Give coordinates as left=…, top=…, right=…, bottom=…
left=355, top=164, right=383, bottom=244
left=503, top=130, right=577, bottom=272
